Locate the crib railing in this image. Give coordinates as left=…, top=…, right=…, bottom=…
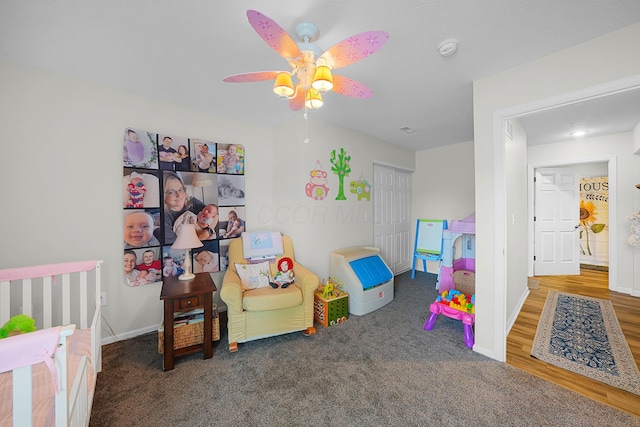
left=0, top=260, right=103, bottom=372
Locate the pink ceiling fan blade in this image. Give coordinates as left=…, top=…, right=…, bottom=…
left=319, top=31, right=389, bottom=70
left=289, top=85, right=305, bottom=110
left=225, top=11, right=385, bottom=109
left=247, top=10, right=302, bottom=60
left=223, top=71, right=280, bottom=83
left=331, top=75, right=373, bottom=98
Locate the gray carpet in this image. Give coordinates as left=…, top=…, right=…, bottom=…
left=90, top=271, right=640, bottom=426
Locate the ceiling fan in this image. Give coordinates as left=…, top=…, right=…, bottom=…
left=223, top=10, right=389, bottom=110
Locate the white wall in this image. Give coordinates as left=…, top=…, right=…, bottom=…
left=0, top=60, right=275, bottom=341
left=568, top=162, right=608, bottom=177
left=412, top=141, right=475, bottom=274
left=0, top=60, right=414, bottom=342
left=473, top=22, right=640, bottom=360
left=272, top=118, right=415, bottom=279
left=633, top=121, right=640, bottom=154
left=504, top=119, right=529, bottom=331
left=634, top=121, right=640, bottom=292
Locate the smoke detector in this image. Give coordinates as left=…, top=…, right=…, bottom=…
left=437, top=38, right=458, bottom=56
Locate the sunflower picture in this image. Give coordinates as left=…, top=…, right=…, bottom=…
left=579, top=199, right=606, bottom=256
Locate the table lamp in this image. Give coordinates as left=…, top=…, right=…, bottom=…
left=171, top=223, right=203, bottom=280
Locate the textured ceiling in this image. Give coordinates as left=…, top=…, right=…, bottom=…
left=1, top=1, right=640, bottom=151
left=519, top=88, right=640, bottom=146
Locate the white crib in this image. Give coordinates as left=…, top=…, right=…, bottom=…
left=0, top=260, right=103, bottom=427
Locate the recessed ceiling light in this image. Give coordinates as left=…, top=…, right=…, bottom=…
left=437, top=38, right=458, bottom=56
left=569, top=129, right=590, bottom=137
left=569, top=122, right=589, bottom=137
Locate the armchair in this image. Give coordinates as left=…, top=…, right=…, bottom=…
left=220, top=234, right=317, bottom=352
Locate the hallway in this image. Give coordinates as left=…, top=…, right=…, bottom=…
left=507, top=269, right=640, bottom=418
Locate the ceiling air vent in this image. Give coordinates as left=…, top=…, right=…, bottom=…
left=399, top=126, right=416, bottom=133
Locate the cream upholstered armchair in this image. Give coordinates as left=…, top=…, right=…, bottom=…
left=220, top=234, right=317, bottom=352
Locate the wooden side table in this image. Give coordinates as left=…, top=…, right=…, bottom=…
left=160, top=272, right=217, bottom=371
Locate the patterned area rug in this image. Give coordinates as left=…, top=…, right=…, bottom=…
left=531, top=290, right=640, bottom=395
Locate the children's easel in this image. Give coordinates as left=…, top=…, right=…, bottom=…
left=411, top=219, right=448, bottom=280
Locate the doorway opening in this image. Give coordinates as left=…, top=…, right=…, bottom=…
left=529, top=159, right=614, bottom=282
left=492, top=76, right=639, bottom=361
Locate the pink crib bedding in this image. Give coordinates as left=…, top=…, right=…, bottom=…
left=0, top=328, right=94, bottom=427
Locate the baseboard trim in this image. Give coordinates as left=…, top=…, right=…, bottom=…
left=101, top=324, right=159, bottom=346
left=580, top=263, right=609, bottom=272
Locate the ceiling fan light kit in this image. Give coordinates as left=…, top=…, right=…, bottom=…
left=311, top=65, right=334, bottom=92
left=274, top=72, right=295, bottom=97
left=223, top=10, right=389, bottom=111
left=305, top=89, right=324, bottom=109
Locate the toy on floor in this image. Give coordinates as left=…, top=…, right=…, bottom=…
left=0, top=314, right=37, bottom=338
left=329, top=246, right=394, bottom=316
left=314, top=277, right=349, bottom=327
left=318, top=277, right=346, bottom=299
left=322, top=281, right=334, bottom=298
left=424, top=290, right=475, bottom=349
left=436, top=289, right=475, bottom=314
left=438, top=213, right=475, bottom=292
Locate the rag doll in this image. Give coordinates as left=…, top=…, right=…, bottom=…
left=270, top=257, right=295, bottom=289
left=126, top=172, right=146, bottom=208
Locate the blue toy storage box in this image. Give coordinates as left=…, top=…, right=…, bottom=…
left=329, top=246, right=394, bottom=315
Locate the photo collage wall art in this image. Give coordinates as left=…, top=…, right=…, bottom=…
left=123, top=128, right=245, bottom=286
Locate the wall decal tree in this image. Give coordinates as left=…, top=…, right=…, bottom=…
left=330, top=148, right=351, bottom=201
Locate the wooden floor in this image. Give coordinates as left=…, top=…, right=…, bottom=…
left=506, top=269, right=640, bottom=418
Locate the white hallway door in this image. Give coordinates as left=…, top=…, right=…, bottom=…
left=373, top=164, right=412, bottom=274
left=534, top=167, right=580, bottom=276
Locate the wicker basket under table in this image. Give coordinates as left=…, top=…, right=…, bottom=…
left=158, top=309, right=220, bottom=354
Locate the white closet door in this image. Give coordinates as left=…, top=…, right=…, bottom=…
left=394, top=170, right=412, bottom=273
left=373, top=164, right=412, bottom=274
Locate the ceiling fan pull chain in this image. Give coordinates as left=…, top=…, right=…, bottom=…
left=304, top=111, right=310, bottom=144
